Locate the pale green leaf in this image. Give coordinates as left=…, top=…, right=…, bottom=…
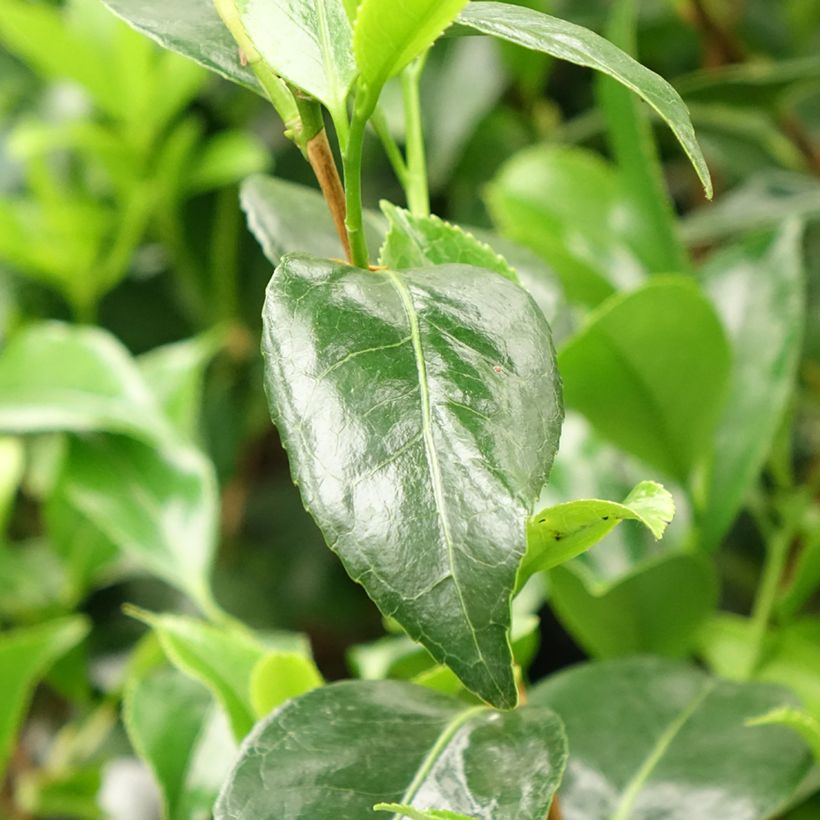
left=249, top=652, right=324, bottom=717
left=747, top=708, right=820, bottom=761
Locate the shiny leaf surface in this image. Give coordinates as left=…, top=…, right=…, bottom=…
left=101, top=0, right=259, bottom=91
left=380, top=202, right=518, bottom=282
left=558, top=278, right=731, bottom=482
left=353, top=0, right=469, bottom=95
left=520, top=480, right=674, bottom=583
left=261, top=254, right=562, bottom=707
left=375, top=805, right=472, bottom=819
left=530, top=657, right=810, bottom=820
left=747, top=708, right=820, bottom=761
left=0, top=617, right=89, bottom=777
left=458, top=2, right=712, bottom=197
left=699, top=222, right=805, bottom=548
left=237, top=0, right=355, bottom=120
left=216, top=680, right=567, bottom=819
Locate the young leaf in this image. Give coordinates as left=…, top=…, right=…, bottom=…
left=249, top=652, right=324, bottom=717
left=235, top=0, right=355, bottom=125
left=101, top=0, right=259, bottom=91
left=530, top=657, right=811, bottom=820
left=519, top=480, right=674, bottom=584
left=699, top=222, right=805, bottom=549
left=747, top=708, right=820, bottom=761
left=549, top=551, right=718, bottom=659
left=353, top=0, right=469, bottom=98
left=261, top=254, right=562, bottom=708
left=0, top=617, right=90, bottom=777
left=215, top=680, right=567, bottom=819
left=458, top=1, right=712, bottom=197
left=379, top=202, right=518, bottom=283
left=558, top=278, right=731, bottom=482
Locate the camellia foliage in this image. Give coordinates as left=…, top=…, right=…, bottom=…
left=0, top=0, right=818, bottom=817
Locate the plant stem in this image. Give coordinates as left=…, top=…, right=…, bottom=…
left=308, top=128, right=352, bottom=262
left=343, top=89, right=375, bottom=268
left=401, top=56, right=430, bottom=217
left=371, top=106, right=409, bottom=188
left=547, top=796, right=564, bottom=820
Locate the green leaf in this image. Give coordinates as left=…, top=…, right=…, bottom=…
left=520, top=480, right=674, bottom=584
left=241, top=174, right=385, bottom=264
left=530, top=657, right=811, bottom=820
left=216, top=680, right=567, bottom=818
left=375, top=804, right=473, bottom=819
left=101, top=0, right=259, bottom=91
left=262, top=254, right=562, bottom=708
left=0, top=617, right=90, bottom=777
left=558, top=278, right=731, bottom=482
left=0, top=436, right=24, bottom=535
left=779, top=508, right=820, bottom=619
left=129, top=610, right=270, bottom=740
left=458, top=1, right=712, bottom=197
left=596, top=0, right=691, bottom=275
left=249, top=652, right=324, bottom=717
left=125, top=667, right=238, bottom=819
left=185, top=131, right=270, bottom=196
left=550, top=551, right=718, bottom=659
left=485, top=145, right=633, bottom=307
left=236, top=0, right=355, bottom=123
left=748, top=708, right=820, bottom=761
left=55, top=435, right=218, bottom=610
left=379, top=202, right=518, bottom=283
left=699, top=222, right=805, bottom=548
left=353, top=0, right=469, bottom=97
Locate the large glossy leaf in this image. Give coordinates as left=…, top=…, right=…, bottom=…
left=549, top=551, right=718, bottom=658
left=101, top=0, right=259, bottom=91
left=748, top=708, right=820, bottom=761
left=379, top=202, right=517, bottom=283
left=262, top=254, right=562, bottom=708
left=458, top=1, right=712, bottom=197
left=530, top=657, right=811, bottom=820
left=353, top=0, right=469, bottom=96
left=216, top=680, right=567, bottom=819
left=699, top=223, right=805, bottom=548
left=55, top=436, right=217, bottom=609
left=519, top=480, right=674, bottom=583
left=0, top=617, right=90, bottom=777
left=558, top=278, right=731, bottom=483
left=237, top=0, right=355, bottom=121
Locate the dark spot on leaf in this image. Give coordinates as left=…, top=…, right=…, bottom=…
left=602, top=516, right=609, bottom=520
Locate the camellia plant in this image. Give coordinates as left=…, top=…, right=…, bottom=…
left=1, top=0, right=818, bottom=818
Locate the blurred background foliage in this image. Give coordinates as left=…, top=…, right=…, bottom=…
left=0, top=0, right=819, bottom=816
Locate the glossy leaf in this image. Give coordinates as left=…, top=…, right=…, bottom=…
left=262, top=254, right=562, bottom=708
left=249, top=652, right=324, bottom=717
left=458, top=1, right=712, bottom=197
left=486, top=145, right=637, bottom=306
left=353, top=0, right=469, bottom=96
left=0, top=617, right=90, bottom=777
left=216, top=680, right=567, bottom=819
left=101, top=0, right=259, bottom=91
left=558, top=278, right=731, bottom=482
left=549, top=551, right=718, bottom=659
left=237, top=0, right=355, bottom=121
left=748, top=708, right=820, bottom=761
left=131, top=610, right=275, bottom=740
left=530, top=656, right=811, bottom=820
left=375, top=805, right=472, bottom=820
left=699, top=222, right=805, bottom=548
left=519, top=480, right=674, bottom=583
left=379, top=202, right=517, bottom=282
left=241, top=174, right=385, bottom=264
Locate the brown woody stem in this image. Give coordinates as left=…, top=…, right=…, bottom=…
left=306, top=129, right=352, bottom=263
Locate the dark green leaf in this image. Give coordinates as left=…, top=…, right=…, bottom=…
left=520, top=480, right=674, bottom=583
left=530, top=657, right=811, bottom=819
left=262, top=254, right=562, bottom=708
left=379, top=202, right=518, bottom=282
left=558, top=278, right=731, bottom=482
left=699, top=222, right=805, bottom=548
left=0, top=617, right=90, bottom=777
left=216, top=680, right=567, bottom=819
left=459, top=1, right=712, bottom=196
left=549, top=551, right=718, bottom=658
left=101, top=0, right=259, bottom=91
left=747, top=708, right=820, bottom=761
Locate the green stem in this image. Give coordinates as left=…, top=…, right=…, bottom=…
left=343, top=89, right=376, bottom=268
left=744, top=492, right=809, bottom=677
left=210, top=186, right=241, bottom=321
left=401, top=56, right=430, bottom=217
left=371, top=106, right=409, bottom=188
